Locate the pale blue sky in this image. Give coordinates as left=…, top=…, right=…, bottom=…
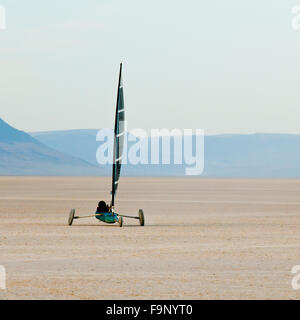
left=0, top=0, right=300, bottom=134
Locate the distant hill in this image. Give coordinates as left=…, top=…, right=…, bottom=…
left=30, top=129, right=189, bottom=176
left=204, top=133, right=300, bottom=178
left=0, top=118, right=102, bottom=176
left=30, top=129, right=100, bottom=166
left=31, top=129, right=300, bottom=178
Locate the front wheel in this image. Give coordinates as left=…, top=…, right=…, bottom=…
left=68, top=208, right=75, bottom=226
left=118, top=216, right=123, bottom=227
left=139, top=209, right=145, bottom=226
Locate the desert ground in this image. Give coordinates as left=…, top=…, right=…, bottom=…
left=0, top=176, right=300, bottom=299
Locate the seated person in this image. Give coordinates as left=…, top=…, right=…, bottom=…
left=95, top=201, right=118, bottom=224
left=96, top=201, right=109, bottom=213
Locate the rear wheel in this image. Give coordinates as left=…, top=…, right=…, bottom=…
left=68, top=208, right=75, bottom=226
left=139, top=209, right=145, bottom=226
left=118, top=216, right=123, bottom=227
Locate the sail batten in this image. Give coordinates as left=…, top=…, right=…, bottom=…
left=111, top=63, right=125, bottom=209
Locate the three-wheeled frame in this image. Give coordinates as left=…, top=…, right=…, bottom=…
left=68, top=208, right=145, bottom=228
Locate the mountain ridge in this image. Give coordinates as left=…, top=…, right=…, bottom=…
left=0, top=118, right=103, bottom=176
left=31, top=129, right=300, bottom=178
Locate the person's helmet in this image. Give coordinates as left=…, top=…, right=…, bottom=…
left=97, top=201, right=107, bottom=212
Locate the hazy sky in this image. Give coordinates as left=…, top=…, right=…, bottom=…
left=0, top=0, right=300, bottom=134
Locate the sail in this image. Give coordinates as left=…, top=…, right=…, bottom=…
left=111, top=63, right=125, bottom=208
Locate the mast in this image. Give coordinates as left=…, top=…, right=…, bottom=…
left=111, top=63, right=123, bottom=210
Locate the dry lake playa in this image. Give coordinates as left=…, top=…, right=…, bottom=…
left=1, top=177, right=300, bottom=299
